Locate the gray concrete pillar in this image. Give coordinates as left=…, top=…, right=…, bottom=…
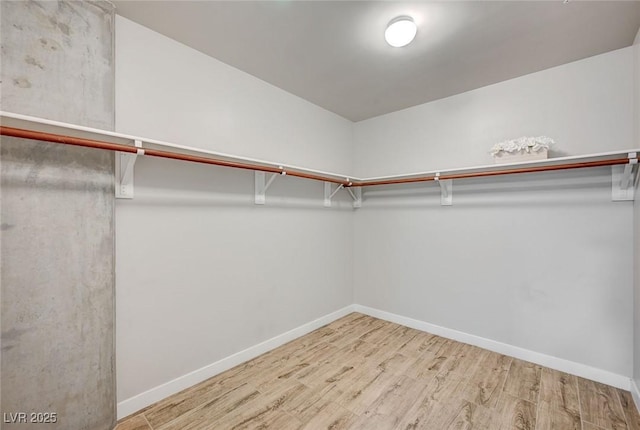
left=1, top=1, right=116, bottom=429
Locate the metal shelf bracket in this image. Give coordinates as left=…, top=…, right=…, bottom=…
left=435, top=173, right=453, bottom=206
left=612, top=152, right=637, bottom=201
left=255, top=167, right=286, bottom=205
left=346, top=187, right=362, bottom=208
left=115, top=140, right=143, bottom=199
left=324, top=179, right=352, bottom=207
left=324, top=182, right=343, bottom=207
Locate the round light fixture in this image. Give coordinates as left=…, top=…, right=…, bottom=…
left=385, top=16, right=417, bottom=48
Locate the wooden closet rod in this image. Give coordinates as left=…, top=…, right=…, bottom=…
left=0, top=126, right=352, bottom=186
left=351, top=157, right=635, bottom=187
left=1, top=125, right=635, bottom=188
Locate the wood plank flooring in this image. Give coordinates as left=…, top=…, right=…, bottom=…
left=116, top=313, right=640, bottom=430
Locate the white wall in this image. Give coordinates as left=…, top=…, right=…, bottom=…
left=355, top=174, right=633, bottom=380
left=114, top=16, right=354, bottom=411
left=115, top=16, right=353, bottom=174
left=354, top=48, right=636, bottom=382
left=354, top=47, right=635, bottom=177
left=633, top=28, right=640, bottom=398
left=114, top=14, right=638, bottom=412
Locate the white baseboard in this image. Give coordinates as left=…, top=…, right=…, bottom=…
left=353, top=305, right=631, bottom=391
left=119, top=303, right=632, bottom=419
left=631, top=379, right=640, bottom=413
left=117, top=304, right=357, bottom=419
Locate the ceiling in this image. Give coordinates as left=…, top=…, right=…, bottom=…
left=113, top=1, right=640, bottom=122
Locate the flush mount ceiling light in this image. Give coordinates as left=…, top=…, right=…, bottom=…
left=385, top=16, right=417, bottom=48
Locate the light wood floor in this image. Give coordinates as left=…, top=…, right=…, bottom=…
left=116, top=313, right=640, bottom=430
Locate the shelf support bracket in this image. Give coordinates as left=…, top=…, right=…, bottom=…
left=346, top=187, right=362, bottom=208
left=324, top=182, right=344, bottom=207
left=323, top=178, right=353, bottom=207
left=435, top=173, right=453, bottom=206
left=612, top=152, right=637, bottom=201
left=115, top=140, right=144, bottom=199
left=255, top=167, right=285, bottom=205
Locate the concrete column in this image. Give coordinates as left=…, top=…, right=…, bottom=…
left=1, top=1, right=116, bottom=429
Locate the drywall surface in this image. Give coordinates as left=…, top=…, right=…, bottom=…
left=115, top=159, right=354, bottom=405
left=353, top=47, right=636, bottom=380
left=354, top=174, right=633, bottom=379
left=633, top=32, right=640, bottom=395
left=0, top=1, right=116, bottom=429
left=115, top=10, right=636, bottom=409
left=635, top=166, right=640, bottom=391
left=353, top=47, right=635, bottom=177
left=115, top=16, right=353, bottom=174
left=115, top=17, right=353, bottom=409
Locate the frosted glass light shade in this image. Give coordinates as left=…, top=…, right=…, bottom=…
left=385, top=17, right=417, bottom=47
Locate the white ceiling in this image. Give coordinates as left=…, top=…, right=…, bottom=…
left=113, top=1, right=640, bottom=122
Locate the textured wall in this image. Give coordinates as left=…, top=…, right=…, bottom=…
left=1, top=1, right=115, bottom=129
left=1, top=1, right=116, bottom=429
